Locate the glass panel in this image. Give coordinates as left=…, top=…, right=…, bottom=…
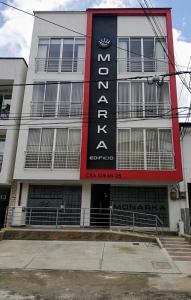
left=144, top=82, right=157, bottom=117
left=55, top=128, right=68, bottom=152
left=27, top=129, right=41, bottom=152
left=32, top=83, right=45, bottom=117
left=118, top=38, right=129, bottom=72
left=47, top=39, right=61, bottom=72
left=54, top=128, right=68, bottom=168
left=157, top=82, right=170, bottom=116
left=146, top=129, right=159, bottom=169
left=118, top=82, right=130, bottom=118
left=68, top=129, right=81, bottom=152
left=131, top=129, right=144, bottom=153
left=118, top=129, right=130, bottom=152
left=130, top=38, right=142, bottom=72
left=62, top=39, right=74, bottom=72
left=59, top=83, right=71, bottom=117
left=37, top=39, right=49, bottom=72
left=38, top=128, right=54, bottom=168
left=74, top=39, right=85, bottom=72
left=143, top=38, right=154, bottom=71
left=159, top=129, right=174, bottom=170
left=37, top=39, right=49, bottom=58
left=0, top=134, right=6, bottom=152
left=44, top=82, right=58, bottom=117
left=155, top=38, right=168, bottom=72
left=131, top=129, right=144, bottom=169
left=159, top=129, right=172, bottom=152
left=71, top=83, right=83, bottom=117
left=117, top=129, right=130, bottom=170
left=131, top=82, right=143, bottom=118
left=26, top=129, right=41, bottom=168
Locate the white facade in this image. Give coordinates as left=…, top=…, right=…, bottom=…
left=0, top=58, right=27, bottom=185
left=11, top=10, right=184, bottom=231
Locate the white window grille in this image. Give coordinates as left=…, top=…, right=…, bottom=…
left=118, top=37, right=168, bottom=73
left=31, top=82, right=83, bottom=118
left=25, top=128, right=81, bottom=169
left=35, top=37, right=85, bottom=73
left=117, top=128, right=174, bottom=170
left=118, top=81, right=170, bottom=119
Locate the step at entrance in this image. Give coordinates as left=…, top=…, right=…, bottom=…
left=161, top=237, right=191, bottom=261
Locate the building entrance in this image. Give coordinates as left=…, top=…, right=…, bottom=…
left=90, top=185, right=110, bottom=227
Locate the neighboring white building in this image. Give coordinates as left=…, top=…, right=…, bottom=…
left=0, top=58, right=27, bottom=228
left=179, top=123, right=191, bottom=212
left=10, top=8, right=185, bottom=231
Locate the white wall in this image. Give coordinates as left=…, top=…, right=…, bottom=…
left=0, top=59, right=27, bottom=185
left=14, top=12, right=86, bottom=181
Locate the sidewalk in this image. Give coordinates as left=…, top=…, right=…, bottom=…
left=0, top=240, right=180, bottom=274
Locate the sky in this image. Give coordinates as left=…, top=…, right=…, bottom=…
left=0, top=0, right=191, bottom=111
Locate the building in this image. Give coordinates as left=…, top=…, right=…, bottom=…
left=179, top=123, right=191, bottom=222
left=9, top=8, right=184, bottom=231
left=0, top=58, right=27, bottom=228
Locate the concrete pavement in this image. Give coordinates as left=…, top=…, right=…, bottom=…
left=0, top=240, right=181, bottom=273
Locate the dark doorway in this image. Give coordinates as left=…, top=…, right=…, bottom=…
left=90, top=185, right=110, bottom=227
left=0, top=188, right=10, bottom=229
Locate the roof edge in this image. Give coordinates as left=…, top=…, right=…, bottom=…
left=0, top=57, right=28, bottom=67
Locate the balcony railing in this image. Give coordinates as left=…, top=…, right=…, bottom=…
left=118, top=58, right=168, bottom=73
left=30, top=101, right=82, bottom=118
left=25, top=151, right=80, bottom=169
left=117, top=152, right=174, bottom=170
left=35, top=57, right=84, bottom=73
left=117, top=102, right=170, bottom=119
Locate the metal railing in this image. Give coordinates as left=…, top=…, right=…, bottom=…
left=118, top=58, right=168, bottom=73
left=117, top=102, right=170, bottom=119
left=35, top=57, right=84, bottom=73
left=7, top=206, right=164, bottom=235
left=25, top=151, right=80, bottom=169
left=117, top=152, right=174, bottom=170
left=30, top=101, right=82, bottom=118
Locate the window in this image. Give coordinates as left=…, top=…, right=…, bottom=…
left=118, top=81, right=170, bottom=119
left=0, top=133, right=6, bottom=171
left=117, top=128, right=174, bottom=170
left=118, top=37, right=168, bottom=72
left=0, top=91, right=12, bottom=118
left=31, top=82, right=83, bottom=118
left=36, top=38, right=85, bottom=73
left=25, top=128, right=81, bottom=169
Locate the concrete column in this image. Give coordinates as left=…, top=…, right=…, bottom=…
left=6, top=180, right=18, bottom=227
left=80, top=183, right=91, bottom=227
left=168, top=186, right=187, bottom=231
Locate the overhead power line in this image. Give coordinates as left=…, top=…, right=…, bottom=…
left=137, top=0, right=191, bottom=97
left=0, top=71, right=191, bottom=88
left=1, top=1, right=191, bottom=71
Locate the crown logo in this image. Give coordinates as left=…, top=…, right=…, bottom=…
left=97, top=37, right=112, bottom=49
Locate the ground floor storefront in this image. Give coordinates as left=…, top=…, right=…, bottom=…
left=6, top=181, right=188, bottom=231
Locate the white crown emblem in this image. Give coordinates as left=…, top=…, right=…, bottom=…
left=97, top=37, right=112, bottom=49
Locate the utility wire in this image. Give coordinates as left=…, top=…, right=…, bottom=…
left=0, top=70, right=191, bottom=88
left=0, top=103, right=190, bottom=120
left=1, top=0, right=191, bottom=71
left=139, top=0, right=191, bottom=97
left=0, top=111, right=190, bottom=129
